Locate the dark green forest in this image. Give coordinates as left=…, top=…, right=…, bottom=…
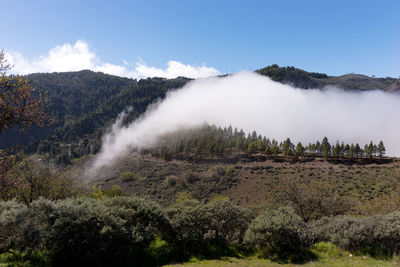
left=2, top=65, right=399, bottom=156
left=1, top=65, right=400, bottom=266
left=0, top=70, right=191, bottom=151
left=256, top=64, right=400, bottom=91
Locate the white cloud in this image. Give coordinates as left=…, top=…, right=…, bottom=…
left=89, top=71, right=400, bottom=174
left=4, top=40, right=220, bottom=79
left=135, top=60, right=220, bottom=79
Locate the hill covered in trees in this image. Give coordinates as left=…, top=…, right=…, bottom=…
left=256, top=64, right=400, bottom=91
left=0, top=70, right=191, bottom=150
left=1, top=65, right=398, bottom=154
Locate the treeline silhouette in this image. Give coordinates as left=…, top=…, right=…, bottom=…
left=150, top=124, right=386, bottom=162
left=256, top=64, right=400, bottom=91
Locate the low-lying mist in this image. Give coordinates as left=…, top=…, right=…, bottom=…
left=88, top=71, right=400, bottom=174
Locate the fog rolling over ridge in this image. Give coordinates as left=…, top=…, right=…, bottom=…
left=89, top=71, right=400, bottom=173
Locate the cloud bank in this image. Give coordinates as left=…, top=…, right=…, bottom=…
left=89, top=71, right=400, bottom=173
left=4, top=40, right=220, bottom=79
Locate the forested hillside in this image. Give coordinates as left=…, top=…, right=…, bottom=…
left=256, top=64, right=400, bottom=91
left=1, top=66, right=398, bottom=154
left=0, top=70, right=191, bottom=150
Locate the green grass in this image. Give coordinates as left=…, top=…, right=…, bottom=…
left=0, top=250, right=51, bottom=267
left=164, top=255, right=400, bottom=267
left=164, top=243, right=400, bottom=267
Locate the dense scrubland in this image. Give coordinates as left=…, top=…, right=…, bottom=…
left=2, top=194, right=400, bottom=266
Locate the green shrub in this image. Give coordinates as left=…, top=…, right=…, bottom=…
left=209, top=165, right=226, bottom=178
left=119, top=171, right=136, bottom=182
left=103, top=185, right=125, bottom=197
left=48, top=197, right=171, bottom=266
left=184, top=170, right=199, bottom=183
left=244, top=206, right=311, bottom=263
left=167, top=197, right=250, bottom=258
left=0, top=198, right=55, bottom=255
left=175, top=191, right=195, bottom=203
left=204, top=200, right=250, bottom=246
left=0, top=249, right=52, bottom=267
left=307, top=215, right=369, bottom=251
left=373, top=212, right=400, bottom=257
left=146, top=237, right=177, bottom=266
left=244, top=207, right=306, bottom=249
left=225, top=166, right=235, bottom=177
left=310, top=242, right=346, bottom=258
left=91, top=185, right=104, bottom=200
left=167, top=199, right=209, bottom=256
left=307, top=212, right=400, bottom=258
left=0, top=196, right=175, bottom=266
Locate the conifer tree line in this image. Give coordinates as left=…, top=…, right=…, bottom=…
left=35, top=137, right=102, bottom=164
left=150, top=124, right=386, bottom=161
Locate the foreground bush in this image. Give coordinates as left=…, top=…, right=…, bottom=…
left=244, top=206, right=315, bottom=263
left=308, top=212, right=400, bottom=258
left=244, top=207, right=306, bottom=249
left=167, top=197, right=251, bottom=258
left=0, top=198, right=54, bottom=255
left=310, top=242, right=347, bottom=258
left=204, top=199, right=250, bottom=246
left=0, top=197, right=172, bottom=266
left=2, top=195, right=400, bottom=266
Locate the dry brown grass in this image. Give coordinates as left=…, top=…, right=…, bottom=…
left=87, top=153, right=400, bottom=213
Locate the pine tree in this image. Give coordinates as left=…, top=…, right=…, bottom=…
left=349, top=144, right=354, bottom=159
left=354, top=143, right=361, bottom=158
left=377, top=140, right=386, bottom=158
left=282, top=138, right=294, bottom=157
left=323, top=146, right=331, bottom=161
left=295, top=142, right=305, bottom=158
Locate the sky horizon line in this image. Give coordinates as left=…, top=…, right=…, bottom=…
left=3, top=40, right=398, bottom=80
left=2, top=1, right=399, bottom=79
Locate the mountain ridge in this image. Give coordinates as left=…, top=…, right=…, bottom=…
left=1, top=65, right=399, bottom=151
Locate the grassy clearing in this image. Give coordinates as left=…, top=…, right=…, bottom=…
left=164, top=255, right=400, bottom=267
left=164, top=242, right=400, bottom=267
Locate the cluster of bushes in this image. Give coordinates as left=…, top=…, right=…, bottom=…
left=0, top=197, right=171, bottom=266
left=1, top=195, right=400, bottom=266
left=307, top=212, right=400, bottom=258
left=0, top=196, right=250, bottom=266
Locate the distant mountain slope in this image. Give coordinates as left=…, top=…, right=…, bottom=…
left=256, top=64, right=400, bottom=91
left=0, top=70, right=191, bottom=149
left=1, top=66, right=398, bottom=150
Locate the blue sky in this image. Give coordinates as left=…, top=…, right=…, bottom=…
left=1, top=0, right=399, bottom=78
